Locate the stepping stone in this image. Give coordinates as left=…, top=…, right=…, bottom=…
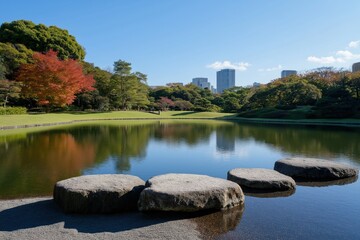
left=227, top=168, right=296, bottom=191
left=138, top=173, right=244, bottom=212
left=54, top=174, right=145, bottom=213
left=274, top=158, right=359, bottom=180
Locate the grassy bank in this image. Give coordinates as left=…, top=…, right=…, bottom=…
left=0, top=111, right=236, bottom=129
left=1, top=110, right=360, bottom=130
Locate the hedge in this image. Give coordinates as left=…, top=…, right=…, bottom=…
left=0, top=107, right=27, bottom=115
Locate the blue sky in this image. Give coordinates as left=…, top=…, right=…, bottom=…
left=2, top=0, right=360, bottom=87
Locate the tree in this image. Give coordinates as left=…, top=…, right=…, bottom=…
left=174, top=99, right=193, bottom=110
left=157, top=97, right=174, bottom=111
left=0, top=80, right=22, bottom=108
left=109, top=60, right=149, bottom=110
left=348, top=72, right=360, bottom=100
left=16, top=50, right=94, bottom=108
left=0, top=57, right=6, bottom=79
left=0, top=20, right=85, bottom=60
left=0, top=42, right=33, bottom=79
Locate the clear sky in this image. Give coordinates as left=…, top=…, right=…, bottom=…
left=2, top=0, right=360, bottom=87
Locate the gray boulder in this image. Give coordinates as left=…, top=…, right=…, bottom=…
left=138, top=173, right=244, bottom=212
left=274, top=158, right=359, bottom=180
left=53, top=174, right=145, bottom=213
left=227, top=168, right=296, bottom=191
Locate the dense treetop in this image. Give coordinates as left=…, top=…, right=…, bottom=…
left=0, top=20, right=85, bottom=60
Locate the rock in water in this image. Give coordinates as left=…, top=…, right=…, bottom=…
left=274, top=158, right=359, bottom=180
left=227, top=168, right=296, bottom=191
left=53, top=174, right=145, bottom=213
left=138, top=173, right=244, bottom=212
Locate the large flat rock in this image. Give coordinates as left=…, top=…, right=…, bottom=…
left=274, top=158, right=359, bottom=180
left=227, top=168, right=296, bottom=191
left=53, top=174, right=145, bottom=213
left=138, top=173, right=244, bottom=212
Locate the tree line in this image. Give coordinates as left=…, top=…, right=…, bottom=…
left=0, top=20, right=359, bottom=118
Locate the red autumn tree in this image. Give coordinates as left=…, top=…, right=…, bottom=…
left=16, top=50, right=94, bottom=107
left=157, top=97, right=174, bottom=111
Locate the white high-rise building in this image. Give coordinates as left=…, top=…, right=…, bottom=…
left=352, top=62, right=360, bottom=72
left=281, top=70, right=297, bottom=78
left=216, top=69, right=235, bottom=94
left=192, top=78, right=210, bottom=89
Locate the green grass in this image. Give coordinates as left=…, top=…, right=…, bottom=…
left=238, top=106, right=315, bottom=119
left=0, top=111, right=236, bottom=128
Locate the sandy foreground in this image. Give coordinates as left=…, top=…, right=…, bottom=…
left=0, top=197, right=244, bottom=240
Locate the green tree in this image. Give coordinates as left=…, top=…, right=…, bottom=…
left=0, top=20, right=85, bottom=60
left=0, top=80, right=22, bottom=108
left=0, top=42, right=33, bottom=79
left=0, top=57, right=6, bottom=79
left=109, top=60, right=149, bottom=110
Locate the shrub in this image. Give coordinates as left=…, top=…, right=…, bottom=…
left=0, top=106, right=27, bottom=115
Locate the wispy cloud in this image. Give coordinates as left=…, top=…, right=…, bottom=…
left=307, top=49, right=360, bottom=65
left=307, top=56, right=344, bottom=64
left=258, top=64, right=282, bottom=72
left=206, top=61, right=250, bottom=71
left=349, top=40, right=360, bottom=48
left=336, top=50, right=360, bottom=60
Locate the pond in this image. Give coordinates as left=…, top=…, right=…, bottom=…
left=0, top=120, right=359, bottom=239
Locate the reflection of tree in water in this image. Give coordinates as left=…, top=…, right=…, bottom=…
left=153, top=122, right=215, bottom=145
left=232, top=123, right=360, bottom=163
left=0, top=123, right=154, bottom=198
left=61, top=124, right=154, bottom=172
left=0, top=132, right=97, bottom=198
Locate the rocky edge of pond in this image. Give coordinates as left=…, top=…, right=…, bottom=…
left=53, top=158, right=358, bottom=214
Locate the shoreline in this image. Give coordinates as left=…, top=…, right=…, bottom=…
left=1, top=116, right=360, bottom=130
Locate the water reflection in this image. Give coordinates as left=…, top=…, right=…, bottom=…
left=296, top=176, right=358, bottom=187
left=0, top=120, right=359, bottom=199
left=243, top=188, right=296, bottom=198
left=216, top=126, right=235, bottom=153
left=191, top=205, right=244, bottom=239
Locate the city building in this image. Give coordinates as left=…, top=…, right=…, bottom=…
left=253, top=82, right=261, bottom=87
left=192, top=77, right=210, bottom=89
left=216, top=69, right=235, bottom=94
left=281, top=70, right=297, bottom=78
left=352, top=62, right=360, bottom=72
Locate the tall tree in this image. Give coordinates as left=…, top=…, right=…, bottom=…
left=16, top=50, right=94, bottom=108
left=0, top=20, right=85, bottom=60
left=0, top=42, right=33, bottom=79
left=109, top=60, right=149, bottom=110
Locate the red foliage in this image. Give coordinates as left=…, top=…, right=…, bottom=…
left=157, top=97, right=174, bottom=111
left=16, top=50, right=95, bottom=106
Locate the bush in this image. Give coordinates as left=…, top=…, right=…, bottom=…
left=0, top=106, right=27, bottom=115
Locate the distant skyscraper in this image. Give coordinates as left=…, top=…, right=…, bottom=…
left=216, top=69, right=235, bottom=94
left=281, top=70, right=297, bottom=78
left=192, top=78, right=210, bottom=89
left=253, top=82, right=261, bottom=87
left=352, top=62, right=360, bottom=72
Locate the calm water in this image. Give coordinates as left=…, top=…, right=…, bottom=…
left=0, top=120, right=359, bottom=239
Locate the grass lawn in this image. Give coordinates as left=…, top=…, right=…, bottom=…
left=0, top=111, right=237, bottom=128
